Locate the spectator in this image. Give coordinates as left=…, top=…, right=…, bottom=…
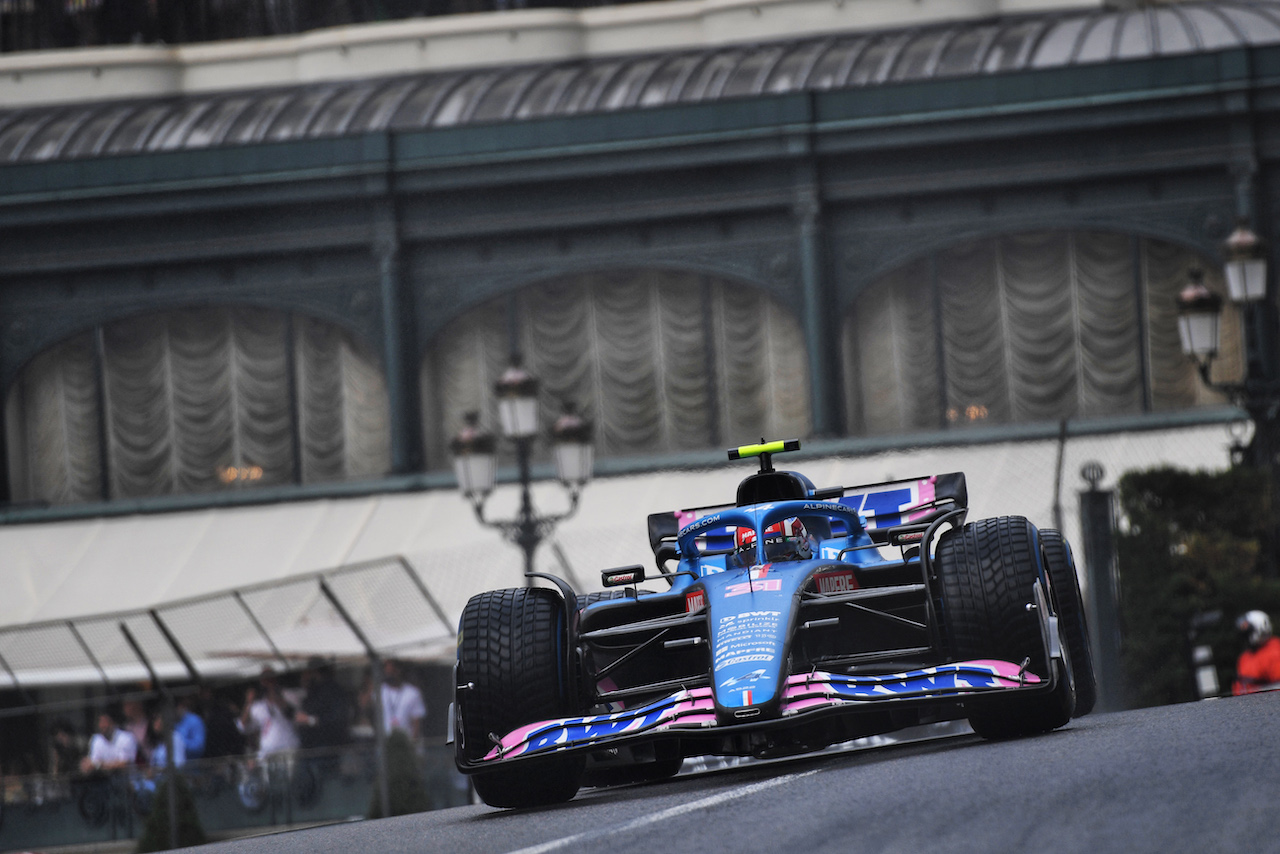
left=147, top=712, right=186, bottom=769
left=49, top=719, right=83, bottom=776
left=199, top=686, right=246, bottom=758
left=79, top=710, right=138, bottom=773
left=173, top=695, right=206, bottom=759
left=295, top=658, right=352, bottom=750
left=239, top=666, right=299, bottom=757
left=121, top=698, right=151, bottom=765
left=379, top=660, right=426, bottom=739
left=1233, top=610, right=1280, bottom=695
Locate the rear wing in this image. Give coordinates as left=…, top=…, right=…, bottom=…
left=836, top=471, right=967, bottom=534
left=646, top=472, right=968, bottom=562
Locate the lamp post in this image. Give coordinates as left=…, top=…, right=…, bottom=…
left=450, top=359, right=594, bottom=584
left=1176, top=219, right=1278, bottom=575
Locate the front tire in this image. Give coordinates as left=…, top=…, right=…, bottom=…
left=456, top=587, right=584, bottom=808
left=1040, top=529, right=1097, bottom=717
left=935, top=516, right=1074, bottom=739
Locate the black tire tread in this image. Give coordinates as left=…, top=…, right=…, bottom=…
left=935, top=516, right=1073, bottom=739
left=457, top=587, right=583, bottom=807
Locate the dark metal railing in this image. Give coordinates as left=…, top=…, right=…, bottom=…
left=0, top=741, right=468, bottom=851
left=0, top=0, right=633, bottom=54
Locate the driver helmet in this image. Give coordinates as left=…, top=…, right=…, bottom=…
left=1237, top=610, right=1273, bottom=648
left=734, top=518, right=811, bottom=566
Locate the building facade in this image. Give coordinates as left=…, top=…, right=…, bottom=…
left=1, top=0, right=1277, bottom=513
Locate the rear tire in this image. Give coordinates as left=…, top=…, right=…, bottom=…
left=1040, top=529, right=1097, bottom=717
left=935, top=516, right=1074, bottom=739
left=457, top=587, right=584, bottom=808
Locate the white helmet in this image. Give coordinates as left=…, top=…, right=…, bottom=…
left=1237, top=610, right=1273, bottom=647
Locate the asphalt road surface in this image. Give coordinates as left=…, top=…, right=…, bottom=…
left=201, top=693, right=1278, bottom=854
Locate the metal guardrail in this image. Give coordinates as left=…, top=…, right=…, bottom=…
left=0, top=740, right=469, bottom=851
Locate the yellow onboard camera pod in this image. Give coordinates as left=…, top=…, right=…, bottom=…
left=728, top=439, right=801, bottom=472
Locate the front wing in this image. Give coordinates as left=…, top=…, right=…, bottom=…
left=468, top=659, right=1043, bottom=766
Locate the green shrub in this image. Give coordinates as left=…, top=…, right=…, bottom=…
left=1117, top=466, right=1280, bottom=707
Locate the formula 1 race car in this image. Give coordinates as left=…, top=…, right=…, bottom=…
left=450, top=440, right=1096, bottom=808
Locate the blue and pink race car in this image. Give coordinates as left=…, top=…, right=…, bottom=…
left=450, top=440, right=1096, bottom=808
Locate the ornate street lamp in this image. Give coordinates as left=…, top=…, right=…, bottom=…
left=1175, top=229, right=1274, bottom=390
left=451, top=358, right=594, bottom=584
left=1177, top=223, right=1277, bottom=575
left=495, top=360, right=540, bottom=439
left=450, top=412, right=496, bottom=502
left=1176, top=271, right=1223, bottom=384
left=551, top=404, right=594, bottom=490
left=1223, top=220, right=1268, bottom=303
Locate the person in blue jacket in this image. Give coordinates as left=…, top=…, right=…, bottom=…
left=173, top=695, right=206, bottom=760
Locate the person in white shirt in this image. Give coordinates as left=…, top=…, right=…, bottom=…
left=380, top=660, right=426, bottom=739
left=80, top=711, right=139, bottom=773
left=239, top=667, right=300, bottom=758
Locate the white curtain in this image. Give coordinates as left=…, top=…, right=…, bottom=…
left=5, top=307, right=391, bottom=504
left=844, top=231, right=1236, bottom=435
left=843, top=257, right=940, bottom=435
left=422, top=270, right=812, bottom=467
left=4, top=335, right=101, bottom=505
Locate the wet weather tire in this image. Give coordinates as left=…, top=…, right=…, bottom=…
left=456, top=587, right=584, bottom=808
left=1040, top=529, right=1097, bottom=717
left=935, top=516, right=1074, bottom=739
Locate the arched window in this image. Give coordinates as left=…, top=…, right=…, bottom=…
left=842, top=232, right=1240, bottom=435
left=5, top=307, right=391, bottom=505
left=420, top=270, right=811, bottom=467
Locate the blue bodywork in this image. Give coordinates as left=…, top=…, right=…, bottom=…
left=667, top=499, right=879, bottom=716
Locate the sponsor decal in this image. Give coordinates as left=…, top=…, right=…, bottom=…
left=685, top=589, right=707, bottom=613
left=487, top=688, right=719, bottom=759
left=780, top=660, right=1043, bottom=712
left=813, top=568, right=857, bottom=594
left=719, top=668, right=767, bottom=688
left=725, top=579, right=783, bottom=598
left=906, top=477, right=939, bottom=523
left=682, top=513, right=723, bottom=535
left=717, top=653, right=776, bottom=667
left=712, top=611, right=782, bottom=672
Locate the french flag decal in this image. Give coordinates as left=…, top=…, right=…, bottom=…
left=741, top=690, right=753, bottom=706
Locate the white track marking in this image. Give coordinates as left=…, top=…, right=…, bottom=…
left=506, top=768, right=821, bottom=854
